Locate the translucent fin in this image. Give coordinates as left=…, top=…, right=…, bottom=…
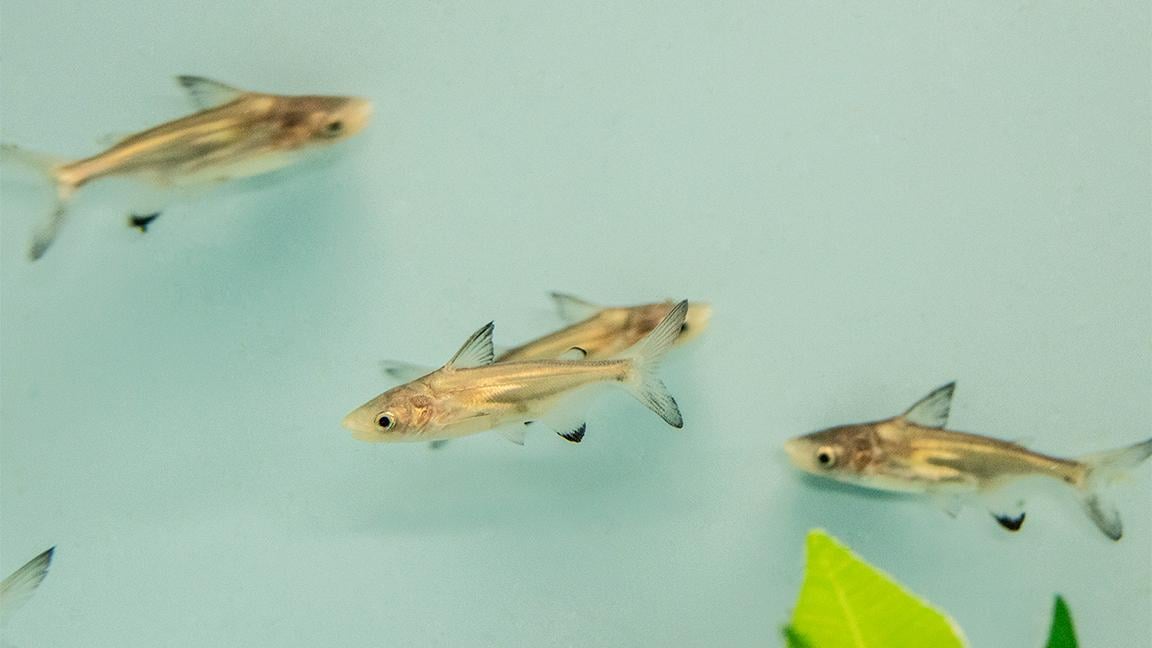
left=443, top=323, right=496, bottom=370
left=1076, top=437, right=1152, bottom=541
left=618, top=301, right=687, bottom=428
left=428, top=439, right=450, bottom=450
left=932, top=494, right=963, bottom=518
left=550, top=292, right=602, bottom=323
left=539, top=398, right=591, bottom=443
left=901, top=382, right=955, bottom=428
left=129, top=212, right=162, bottom=233
left=95, top=132, right=133, bottom=147
left=0, top=546, right=54, bottom=622
left=497, top=425, right=527, bottom=446
left=379, top=361, right=435, bottom=383
left=176, top=75, right=246, bottom=110
left=991, top=511, right=1026, bottom=532
left=1, top=144, right=76, bottom=261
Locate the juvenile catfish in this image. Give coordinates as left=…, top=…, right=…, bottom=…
left=785, top=383, right=1152, bottom=540
left=380, top=293, right=711, bottom=381
left=344, top=301, right=690, bottom=445
left=2, top=76, right=372, bottom=260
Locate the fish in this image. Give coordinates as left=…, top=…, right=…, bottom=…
left=0, top=547, right=54, bottom=624
left=343, top=301, right=690, bottom=445
left=379, top=293, right=711, bottom=382
left=785, top=382, right=1152, bottom=540
left=1, top=75, right=373, bottom=260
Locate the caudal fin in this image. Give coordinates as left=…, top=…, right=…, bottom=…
left=1, top=144, right=76, bottom=260
left=0, top=546, right=54, bottom=623
left=1076, top=437, right=1152, bottom=541
left=617, top=300, right=687, bottom=428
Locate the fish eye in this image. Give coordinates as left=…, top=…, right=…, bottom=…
left=816, top=447, right=836, bottom=468
left=376, top=413, right=395, bottom=430
left=324, top=120, right=344, bottom=136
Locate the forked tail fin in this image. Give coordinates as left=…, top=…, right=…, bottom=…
left=0, top=546, right=55, bottom=623
left=617, top=300, right=687, bottom=428
left=1076, top=437, right=1152, bottom=541
left=1, top=143, right=76, bottom=260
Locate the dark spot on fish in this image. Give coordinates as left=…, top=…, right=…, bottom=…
left=993, top=512, right=1026, bottom=531
left=559, top=423, right=586, bottom=443
left=428, top=440, right=449, bottom=450
left=129, top=213, right=161, bottom=233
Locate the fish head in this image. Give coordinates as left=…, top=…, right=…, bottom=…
left=630, top=301, right=712, bottom=346
left=785, top=423, right=880, bottom=484
left=284, top=95, right=374, bottom=146
left=342, top=383, right=436, bottom=443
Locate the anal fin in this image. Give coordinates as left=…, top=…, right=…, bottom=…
left=992, top=511, right=1026, bottom=532
left=129, top=212, right=162, bottom=233
left=559, top=423, right=587, bottom=444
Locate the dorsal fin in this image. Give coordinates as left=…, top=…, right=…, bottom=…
left=176, top=76, right=246, bottom=110
left=550, top=292, right=602, bottom=323
left=901, top=382, right=955, bottom=428
left=444, top=322, right=496, bottom=370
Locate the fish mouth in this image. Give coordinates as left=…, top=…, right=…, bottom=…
left=783, top=438, right=811, bottom=468
left=342, top=98, right=374, bottom=135
left=341, top=411, right=376, bottom=440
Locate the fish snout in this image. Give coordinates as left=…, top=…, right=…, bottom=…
left=783, top=438, right=811, bottom=468
left=341, top=98, right=374, bottom=136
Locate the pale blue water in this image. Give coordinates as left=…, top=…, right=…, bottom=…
left=1, top=2, right=1149, bottom=646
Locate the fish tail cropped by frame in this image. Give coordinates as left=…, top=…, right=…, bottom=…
left=1076, top=437, right=1152, bottom=541
left=1, top=143, right=76, bottom=260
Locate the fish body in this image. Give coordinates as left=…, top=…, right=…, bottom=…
left=380, top=294, right=710, bottom=382
left=2, top=76, right=372, bottom=260
left=785, top=383, right=1152, bottom=540
left=0, top=547, right=54, bottom=624
left=497, top=293, right=712, bottom=362
left=345, top=301, right=689, bottom=444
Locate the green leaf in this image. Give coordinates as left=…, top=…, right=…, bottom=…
left=785, top=530, right=967, bottom=648
left=1045, top=595, right=1078, bottom=648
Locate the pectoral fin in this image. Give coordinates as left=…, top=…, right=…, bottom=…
left=497, top=426, right=528, bottom=446
left=550, top=292, right=602, bottom=322
left=380, top=361, right=435, bottom=383
left=933, top=494, right=963, bottom=518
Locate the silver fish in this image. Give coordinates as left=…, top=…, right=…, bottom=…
left=344, top=301, right=689, bottom=445
left=0, top=547, right=54, bottom=624
left=1, top=76, right=372, bottom=260
left=380, top=293, right=711, bottom=383
left=786, top=383, right=1152, bottom=540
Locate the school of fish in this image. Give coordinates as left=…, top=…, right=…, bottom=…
left=1, top=71, right=1150, bottom=641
